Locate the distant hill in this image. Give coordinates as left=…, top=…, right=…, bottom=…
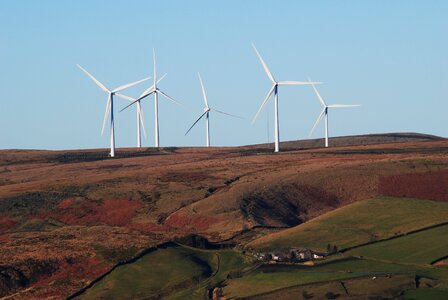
left=250, top=132, right=444, bottom=150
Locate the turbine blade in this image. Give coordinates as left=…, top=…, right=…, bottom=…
left=278, top=81, right=322, bottom=85
left=308, top=77, right=326, bottom=107
left=140, top=86, right=156, bottom=98
left=101, top=94, right=111, bottom=136
left=211, top=108, right=243, bottom=119
left=77, top=64, right=110, bottom=93
left=153, top=48, right=157, bottom=84
left=157, top=73, right=167, bottom=84
left=309, top=108, right=326, bottom=136
left=328, top=104, right=361, bottom=108
left=198, top=73, right=209, bottom=108
left=252, top=85, right=275, bottom=124
left=113, top=77, right=151, bottom=93
left=158, top=89, right=181, bottom=105
left=185, top=111, right=208, bottom=136
left=138, top=102, right=147, bottom=139
left=251, top=43, right=276, bottom=83
left=115, top=93, right=135, bottom=102
left=119, top=91, right=155, bottom=112
left=137, top=74, right=166, bottom=98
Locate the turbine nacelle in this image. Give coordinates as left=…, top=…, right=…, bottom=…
left=308, top=80, right=360, bottom=147
left=77, top=64, right=150, bottom=156
left=119, top=73, right=169, bottom=112
left=251, top=44, right=322, bottom=126
left=185, top=73, right=242, bottom=145
left=119, top=49, right=180, bottom=148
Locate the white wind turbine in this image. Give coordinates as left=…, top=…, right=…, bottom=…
left=309, top=80, right=360, bottom=147
left=77, top=64, right=150, bottom=157
left=115, top=94, right=147, bottom=148
left=116, top=74, right=167, bottom=148
left=251, top=43, right=321, bottom=152
left=185, top=73, right=242, bottom=147
left=120, top=49, right=180, bottom=148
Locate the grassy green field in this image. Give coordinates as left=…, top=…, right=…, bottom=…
left=223, top=257, right=448, bottom=298
left=250, top=274, right=415, bottom=300
left=78, top=244, right=251, bottom=300
left=404, top=288, right=448, bottom=300
left=348, top=224, right=448, bottom=265
left=167, top=247, right=254, bottom=299
left=223, top=266, right=360, bottom=298
left=79, top=244, right=214, bottom=299
left=77, top=197, right=448, bottom=299
left=248, top=196, right=448, bottom=251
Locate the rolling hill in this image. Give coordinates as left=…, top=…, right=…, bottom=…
left=247, top=196, right=448, bottom=252
left=0, top=132, right=447, bottom=298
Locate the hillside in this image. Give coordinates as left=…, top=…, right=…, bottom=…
left=77, top=244, right=251, bottom=300
left=246, top=197, right=448, bottom=252
left=251, top=132, right=444, bottom=150
left=0, top=133, right=447, bottom=298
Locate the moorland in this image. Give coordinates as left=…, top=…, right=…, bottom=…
left=0, top=132, right=447, bottom=299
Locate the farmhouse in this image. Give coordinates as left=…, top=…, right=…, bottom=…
left=290, top=248, right=325, bottom=261
left=257, top=248, right=325, bottom=263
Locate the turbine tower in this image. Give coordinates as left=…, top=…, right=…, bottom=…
left=309, top=80, right=360, bottom=147
left=115, top=94, right=147, bottom=148
left=77, top=65, right=150, bottom=157
left=185, top=73, right=242, bottom=147
left=120, top=49, right=180, bottom=148
left=251, top=43, right=321, bottom=152
left=116, top=74, right=167, bottom=148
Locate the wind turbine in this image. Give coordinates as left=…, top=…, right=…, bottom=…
left=77, top=64, right=150, bottom=157
left=120, top=49, right=180, bottom=148
left=309, top=80, right=360, bottom=147
left=116, top=74, right=167, bottom=148
left=185, top=73, right=242, bottom=147
left=251, top=43, right=321, bottom=152
left=115, top=94, right=147, bottom=148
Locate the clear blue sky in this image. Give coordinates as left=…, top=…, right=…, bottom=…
left=1, top=0, right=447, bottom=150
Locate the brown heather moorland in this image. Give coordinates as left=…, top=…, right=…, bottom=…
left=0, top=133, right=447, bottom=298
